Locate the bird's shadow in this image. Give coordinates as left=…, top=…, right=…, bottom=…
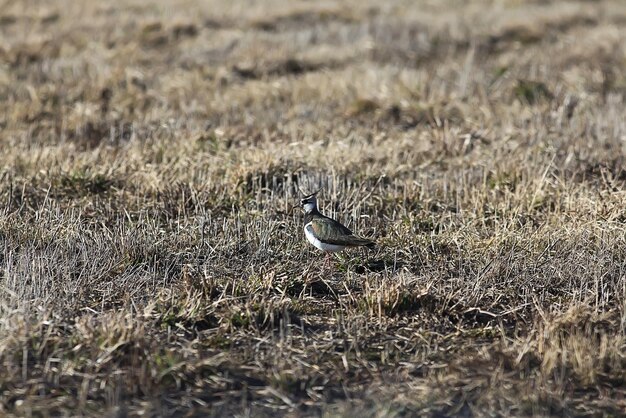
left=351, top=258, right=406, bottom=274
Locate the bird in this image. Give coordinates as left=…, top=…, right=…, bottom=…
left=299, top=191, right=375, bottom=268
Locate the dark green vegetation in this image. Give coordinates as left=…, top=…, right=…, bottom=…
left=1, top=0, right=625, bottom=416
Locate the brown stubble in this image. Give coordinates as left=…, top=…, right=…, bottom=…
left=0, top=0, right=625, bottom=416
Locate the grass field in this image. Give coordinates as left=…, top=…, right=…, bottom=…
left=1, top=0, right=626, bottom=416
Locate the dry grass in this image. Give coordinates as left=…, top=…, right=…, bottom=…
left=1, top=0, right=626, bottom=416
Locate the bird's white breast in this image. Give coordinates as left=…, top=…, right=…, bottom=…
left=304, top=223, right=346, bottom=253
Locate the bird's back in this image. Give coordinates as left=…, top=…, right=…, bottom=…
left=305, top=211, right=374, bottom=248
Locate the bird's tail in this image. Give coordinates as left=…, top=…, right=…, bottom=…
left=349, top=236, right=376, bottom=249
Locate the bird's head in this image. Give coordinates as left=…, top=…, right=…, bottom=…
left=299, top=192, right=319, bottom=214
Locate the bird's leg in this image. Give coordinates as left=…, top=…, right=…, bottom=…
left=323, top=252, right=333, bottom=273
left=328, top=253, right=335, bottom=274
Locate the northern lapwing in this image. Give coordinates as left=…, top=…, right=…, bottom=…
left=299, top=192, right=375, bottom=268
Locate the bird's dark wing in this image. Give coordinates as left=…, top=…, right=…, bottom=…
left=308, top=216, right=374, bottom=247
